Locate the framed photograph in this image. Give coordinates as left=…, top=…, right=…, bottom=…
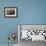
left=4, top=7, right=18, bottom=18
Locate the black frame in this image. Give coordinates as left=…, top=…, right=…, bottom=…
left=4, top=7, right=18, bottom=18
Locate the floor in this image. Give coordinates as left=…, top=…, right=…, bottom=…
left=19, top=40, right=46, bottom=46
left=0, top=40, right=46, bottom=46
left=0, top=44, right=18, bottom=46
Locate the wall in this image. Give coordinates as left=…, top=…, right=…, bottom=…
left=0, top=0, right=46, bottom=44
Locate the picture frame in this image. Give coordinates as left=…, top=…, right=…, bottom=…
left=4, top=7, right=18, bottom=18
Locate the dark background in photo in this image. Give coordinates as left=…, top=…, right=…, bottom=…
left=7, top=10, right=15, bottom=15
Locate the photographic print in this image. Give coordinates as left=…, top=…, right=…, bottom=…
left=4, top=7, right=18, bottom=18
